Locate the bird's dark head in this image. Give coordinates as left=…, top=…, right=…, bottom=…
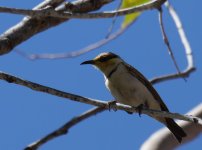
left=81, top=52, right=122, bottom=72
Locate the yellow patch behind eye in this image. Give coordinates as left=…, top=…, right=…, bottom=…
left=94, top=54, right=106, bottom=61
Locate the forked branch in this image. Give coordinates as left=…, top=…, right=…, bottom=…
left=150, top=2, right=196, bottom=84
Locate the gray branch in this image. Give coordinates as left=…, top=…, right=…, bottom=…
left=0, top=0, right=113, bottom=55
left=16, top=22, right=133, bottom=60
left=150, top=1, right=196, bottom=84
left=158, top=7, right=182, bottom=78
left=0, top=0, right=166, bottom=19
left=24, top=106, right=105, bottom=150
left=0, top=69, right=200, bottom=149
left=0, top=71, right=201, bottom=125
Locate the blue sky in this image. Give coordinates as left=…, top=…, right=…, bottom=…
left=0, top=0, right=201, bottom=150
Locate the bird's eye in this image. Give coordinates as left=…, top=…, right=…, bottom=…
left=99, top=56, right=108, bottom=62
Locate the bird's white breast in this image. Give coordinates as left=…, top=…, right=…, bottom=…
left=105, top=64, right=159, bottom=109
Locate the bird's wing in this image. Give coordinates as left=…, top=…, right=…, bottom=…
left=125, top=63, right=169, bottom=112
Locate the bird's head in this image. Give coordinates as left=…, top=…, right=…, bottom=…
left=81, top=52, right=123, bottom=74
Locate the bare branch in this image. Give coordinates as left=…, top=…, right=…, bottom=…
left=0, top=0, right=113, bottom=55
left=0, top=0, right=167, bottom=19
left=25, top=107, right=105, bottom=150
left=150, top=67, right=195, bottom=85
left=15, top=22, right=133, bottom=60
left=141, top=103, right=202, bottom=150
left=150, top=2, right=196, bottom=84
left=1, top=71, right=201, bottom=149
left=25, top=104, right=202, bottom=150
left=0, top=71, right=107, bottom=107
left=105, top=0, right=123, bottom=38
left=0, top=71, right=201, bottom=125
left=158, top=7, right=183, bottom=79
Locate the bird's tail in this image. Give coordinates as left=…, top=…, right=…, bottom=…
left=165, top=118, right=187, bottom=143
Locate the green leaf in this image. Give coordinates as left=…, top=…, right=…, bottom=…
left=121, top=0, right=150, bottom=28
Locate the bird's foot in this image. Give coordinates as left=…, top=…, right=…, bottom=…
left=135, top=104, right=144, bottom=117
left=108, top=100, right=117, bottom=112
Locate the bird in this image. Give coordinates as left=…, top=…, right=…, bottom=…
left=81, top=52, right=186, bottom=143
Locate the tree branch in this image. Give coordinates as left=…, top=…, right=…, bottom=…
left=0, top=71, right=201, bottom=125
left=1, top=71, right=201, bottom=149
left=150, top=1, right=196, bottom=84
left=25, top=104, right=202, bottom=150
left=0, top=0, right=167, bottom=19
left=158, top=7, right=183, bottom=78
left=24, top=106, right=105, bottom=150
left=0, top=0, right=113, bottom=55
left=15, top=21, right=133, bottom=60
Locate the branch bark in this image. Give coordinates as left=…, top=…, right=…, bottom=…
left=150, top=1, right=196, bottom=84
left=0, top=68, right=198, bottom=149
left=0, top=0, right=113, bottom=55
left=16, top=22, right=133, bottom=60
left=26, top=103, right=202, bottom=150
left=0, top=71, right=201, bottom=125
left=0, top=0, right=167, bottom=19
left=24, top=107, right=105, bottom=150
left=158, top=7, right=182, bottom=77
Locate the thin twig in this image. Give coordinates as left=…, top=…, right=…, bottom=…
left=150, top=2, right=196, bottom=84
left=150, top=67, right=195, bottom=84
left=0, top=71, right=201, bottom=125
left=0, top=0, right=167, bottom=19
left=25, top=106, right=105, bottom=150
left=105, top=0, right=123, bottom=38
left=158, top=7, right=184, bottom=80
left=15, top=22, right=133, bottom=60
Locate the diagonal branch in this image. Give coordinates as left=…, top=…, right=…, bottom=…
left=24, top=106, right=105, bottom=150
left=25, top=104, right=202, bottom=150
left=0, top=71, right=201, bottom=125
left=158, top=7, right=183, bottom=79
left=0, top=0, right=113, bottom=55
left=150, top=2, right=196, bottom=84
left=0, top=71, right=106, bottom=107
left=105, top=0, right=123, bottom=38
left=15, top=22, right=133, bottom=60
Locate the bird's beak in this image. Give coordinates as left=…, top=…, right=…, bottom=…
left=80, top=60, right=95, bottom=65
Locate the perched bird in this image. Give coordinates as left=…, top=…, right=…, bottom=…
left=81, top=52, right=186, bottom=143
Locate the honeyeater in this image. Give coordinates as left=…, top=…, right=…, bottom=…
left=81, top=52, right=186, bottom=143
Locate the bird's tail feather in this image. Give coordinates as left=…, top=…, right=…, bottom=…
left=165, top=118, right=186, bottom=143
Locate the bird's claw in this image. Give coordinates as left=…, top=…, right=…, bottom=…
left=136, top=104, right=144, bottom=117
left=108, top=100, right=117, bottom=112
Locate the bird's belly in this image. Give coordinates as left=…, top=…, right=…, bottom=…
left=106, top=73, right=157, bottom=108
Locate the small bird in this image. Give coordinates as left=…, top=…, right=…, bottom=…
left=81, top=52, right=186, bottom=143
